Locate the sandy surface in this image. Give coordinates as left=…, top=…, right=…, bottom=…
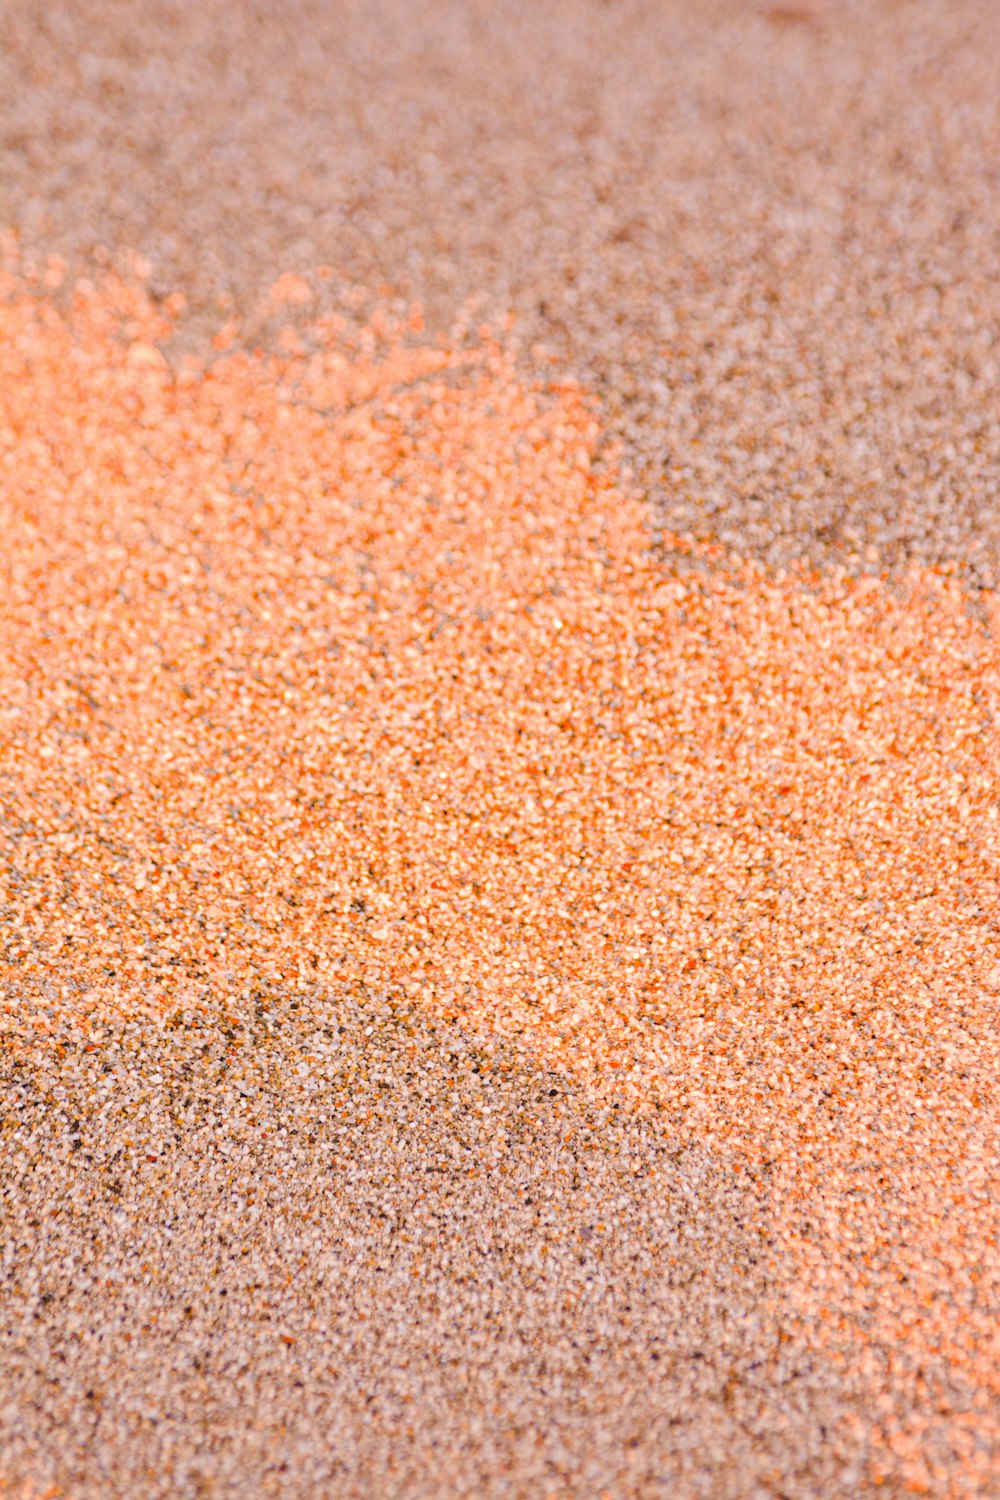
left=3, top=0, right=1000, bottom=584
left=1, top=2, right=999, bottom=1497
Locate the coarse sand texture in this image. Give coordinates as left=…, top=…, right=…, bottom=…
left=5, top=0, right=1000, bottom=587
left=1, top=266, right=999, bottom=1496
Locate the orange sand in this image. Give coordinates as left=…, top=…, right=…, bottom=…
left=1, top=268, right=998, bottom=1493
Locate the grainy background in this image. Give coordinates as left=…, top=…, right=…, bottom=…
left=2, top=2, right=999, bottom=1497
left=3, top=0, right=1000, bottom=579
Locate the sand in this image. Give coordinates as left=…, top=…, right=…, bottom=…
left=1, top=2, right=999, bottom=1496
